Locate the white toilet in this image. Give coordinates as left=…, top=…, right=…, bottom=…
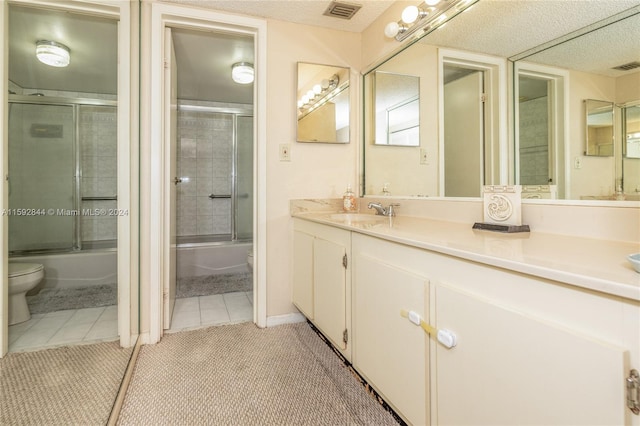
left=8, top=262, right=44, bottom=325
left=247, top=249, right=253, bottom=271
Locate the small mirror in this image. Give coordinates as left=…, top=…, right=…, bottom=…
left=296, top=62, right=350, bottom=143
left=624, top=104, right=640, bottom=159
left=374, top=71, right=420, bottom=146
left=585, top=99, right=614, bottom=157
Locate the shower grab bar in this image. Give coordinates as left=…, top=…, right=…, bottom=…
left=209, top=193, right=250, bottom=199
left=82, top=196, right=118, bottom=201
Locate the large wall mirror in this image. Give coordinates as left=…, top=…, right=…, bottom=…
left=2, top=0, right=136, bottom=422
left=362, top=1, right=640, bottom=201
left=296, top=62, right=350, bottom=143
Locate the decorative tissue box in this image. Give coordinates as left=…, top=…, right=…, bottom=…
left=473, top=185, right=530, bottom=233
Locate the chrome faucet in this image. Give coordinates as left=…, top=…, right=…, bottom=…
left=367, top=202, right=400, bottom=217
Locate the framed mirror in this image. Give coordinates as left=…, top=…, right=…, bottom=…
left=296, top=62, right=350, bottom=143
left=374, top=71, right=420, bottom=146
left=585, top=99, right=614, bottom=157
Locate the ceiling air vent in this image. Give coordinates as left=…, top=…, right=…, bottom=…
left=612, top=61, right=640, bottom=71
left=323, top=1, right=362, bottom=20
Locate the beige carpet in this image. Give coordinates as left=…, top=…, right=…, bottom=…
left=117, top=322, right=399, bottom=425
left=0, top=341, right=133, bottom=425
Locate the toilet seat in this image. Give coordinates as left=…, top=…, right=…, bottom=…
left=9, top=263, right=44, bottom=278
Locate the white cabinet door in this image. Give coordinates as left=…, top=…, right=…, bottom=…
left=353, top=253, right=429, bottom=426
left=292, top=230, right=314, bottom=319
left=435, top=283, right=627, bottom=425
left=314, top=237, right=347, bottom=351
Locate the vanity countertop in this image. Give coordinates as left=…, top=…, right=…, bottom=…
left=292, top=211, right=640, bottom=302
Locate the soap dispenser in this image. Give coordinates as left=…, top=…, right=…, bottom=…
left=342, top=184, right=357, bottom=212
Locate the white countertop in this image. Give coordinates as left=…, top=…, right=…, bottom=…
left=292, top=211, right=640, bottom=302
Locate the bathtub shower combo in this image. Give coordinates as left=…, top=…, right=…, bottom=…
left=7, top=93, right=119, bottom=325
left=175, top=101, right=254, bottom=298
left=7, top=95, right=253, bottom=327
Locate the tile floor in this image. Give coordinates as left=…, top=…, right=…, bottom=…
left=167, top=291, right=253, bottom=333
left=8, top=305, right=119, bottom=353
left=8, top=291, right=253, bottom=353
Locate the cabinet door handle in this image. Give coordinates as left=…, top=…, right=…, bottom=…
left=400, top=309, right=457, bottom=349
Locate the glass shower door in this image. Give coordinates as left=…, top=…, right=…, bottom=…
left=8, top=103, right=77, bottom=252
left=235, top=115, right=253, bottom=241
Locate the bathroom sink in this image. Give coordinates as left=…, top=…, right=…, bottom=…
left=328, top=213, right=387, bottom=224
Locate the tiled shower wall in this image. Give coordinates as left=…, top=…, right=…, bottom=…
left=177, top=104, right=234, bottom=237
left=79, top=105, right=118, bottom=243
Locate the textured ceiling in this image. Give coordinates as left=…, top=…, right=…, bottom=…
left=164, top=0, right=396, bottom=33
left=420, top=0, right=640, bottom=77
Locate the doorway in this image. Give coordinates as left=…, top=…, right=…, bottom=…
left=438, top=50, right=508, bottom=196
left=143, top=3, right=267, bottom=344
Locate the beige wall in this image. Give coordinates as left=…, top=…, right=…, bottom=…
left=265, top=19, right=361, bottom=317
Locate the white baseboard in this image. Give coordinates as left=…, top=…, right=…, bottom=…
left=266, top=313, right=306, bottom=327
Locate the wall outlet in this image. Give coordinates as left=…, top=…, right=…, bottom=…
left=279, top=144, right=291, bottom=162
left=420, top=148, right=428, bottom=165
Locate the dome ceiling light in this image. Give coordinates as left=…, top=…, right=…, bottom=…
left=232, top=62, right=254, bottom=84
left=36, top=40, right=70, bottom=67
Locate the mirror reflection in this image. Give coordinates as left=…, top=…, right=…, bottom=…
left=363, top=1, right=640, bottom=201
left=296, top=62, right=350, bottom=143
left=585, top=100, right=614, bottom=157
left=374, top=71, right=420, bottom=146
left=3, top=2, right=134, bottom=422
left=625, top=105, right=640, bottom=159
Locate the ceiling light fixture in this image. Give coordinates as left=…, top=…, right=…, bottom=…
left=231, top=62, right=254, bottom=84
left=384, top=0, right=477, bottom=42
left=36, top=40, right=70, bottom=67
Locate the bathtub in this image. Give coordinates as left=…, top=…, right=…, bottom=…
left=177, top=240, right=252, bottom=278
left=10, top=249, right=117, bottom=290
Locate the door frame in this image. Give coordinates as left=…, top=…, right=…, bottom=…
left=438, top=49, right=508, bottom=195
left=0, top=0, right=137, bottom=356
left=142, top=2, right=267, bottom=344
left=514, top=62, right=569, bottom=199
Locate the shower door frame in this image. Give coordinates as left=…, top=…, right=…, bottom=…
left=8, top=95, right=118, bottom=254
left=177, top=102, right=254, bottom=243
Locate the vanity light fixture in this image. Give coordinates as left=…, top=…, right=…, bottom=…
left=36, top=40, right=70, bottom=67
left=385, top=0, right=478, bottom=42
left=298, top=74, right=340, bottom=112
left=231, top=62, right=254, bottom=84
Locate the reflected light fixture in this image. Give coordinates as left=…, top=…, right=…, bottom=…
left=385, top=0, right=477, bottom=42
left=298, top=74, right=343, bottom=118
left=36, top=40, right=70, bottom=67
left=231, top=62, right=254, bottom=84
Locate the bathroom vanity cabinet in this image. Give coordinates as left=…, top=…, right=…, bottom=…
left=352, top=234, right=430, bottom=426
left=292, top=219, right=351, bottom=361
left=292, top=214, right=640, bottom=426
